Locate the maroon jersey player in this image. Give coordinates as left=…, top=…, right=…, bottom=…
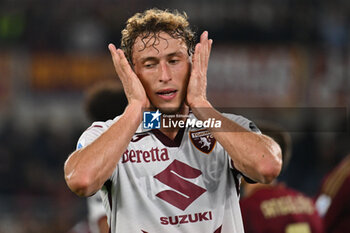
left=240, top=123, right=324, bottom=233
left=315, top=154, right=350, bottom=233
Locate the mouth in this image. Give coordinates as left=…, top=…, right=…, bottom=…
left=156, top=89, right=178, bottom=100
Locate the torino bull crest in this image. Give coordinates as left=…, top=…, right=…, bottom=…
left=189, top=129, right=217, bottom=154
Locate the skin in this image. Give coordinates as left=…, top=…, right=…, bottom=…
left=98, top=216, right=109, bottom=233
left=132, top=32, right=191, bottom=115
left=64, top=30, right=282, bottom=197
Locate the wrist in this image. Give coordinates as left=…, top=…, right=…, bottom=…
left=188, top=98, right=211, bottom=109
left=124, top=102, right=144, bottom=123
left=128, top=98, right=149, bottom=110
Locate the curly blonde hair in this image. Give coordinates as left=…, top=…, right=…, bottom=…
left=121, top=8, right=196, bottom=65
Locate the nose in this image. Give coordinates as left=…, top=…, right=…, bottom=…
left=159, top=62, right=172, bottom=83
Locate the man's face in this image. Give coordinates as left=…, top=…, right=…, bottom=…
left=132, top=32, right=191, bottom=114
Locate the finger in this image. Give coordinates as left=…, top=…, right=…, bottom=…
left=209, top=39, right=213, bottom=51
left=201, top=31, right=212, bottom=70
left=200, top=31, right=209, bottom=58
left=205, top=39, right=213, bottom=68
left=108, top=44, right=130, bottom=75
left=116, top=49, right=134, bottom=76
left=108, top=43, right=119, bottom=68
left=108, top=43, right=116, bottom=52
left=199, top=31, right=210, bottom=68
left=200, top=31, right=209, bottom=51
left=108, top=45, right=134, bottom=89
left=199, top=38, right=207, bottom=71
left=109, top=43, right=126, bottom=78
left=192, top=43, right=202, bottom=75
left=200, top=31, right=208, bottom=44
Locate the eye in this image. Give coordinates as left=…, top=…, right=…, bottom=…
left=169, top=59, right=179, bottom=65
left=144, top=63, right=155, bottom=68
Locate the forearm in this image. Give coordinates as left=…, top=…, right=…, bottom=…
left=191, top=100, right=282, bottom=183
left=64, top=103, right=143, bottom=196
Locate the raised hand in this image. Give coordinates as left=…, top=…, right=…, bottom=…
left=108, top=44, right=150, bottom=108
left=186, top=31, right=213, bottom=108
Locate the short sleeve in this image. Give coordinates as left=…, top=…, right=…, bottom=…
left=76, top=117, right=121, bottom=189
left=222, top=113, right=260, bottom=133
left=76, top=117, right=120, bottom=150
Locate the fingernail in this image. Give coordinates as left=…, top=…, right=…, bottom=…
left=108, top=43, right=115, bottom=50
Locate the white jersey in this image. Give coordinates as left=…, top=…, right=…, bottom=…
left=87, top=191, right=106, bottom=233
left=77, top=113, right=258, bottom=233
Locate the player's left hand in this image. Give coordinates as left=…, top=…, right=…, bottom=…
left=186, top=31, right=212, bottom=108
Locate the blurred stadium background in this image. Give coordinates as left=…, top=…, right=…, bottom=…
left=0, top=0, right=349, bottom=232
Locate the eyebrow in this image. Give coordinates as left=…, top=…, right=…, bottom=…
left=139, top=51, right=185, bottom=64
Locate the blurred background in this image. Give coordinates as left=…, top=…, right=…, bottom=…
left=0, top=0, right=349, bottom=232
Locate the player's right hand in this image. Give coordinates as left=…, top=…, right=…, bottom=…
left=108, top=43, right=150, bottom=109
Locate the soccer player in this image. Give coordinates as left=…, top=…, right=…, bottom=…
left=64, top=9, right=282, bottom=232
left=240, top=123, right=324, bottom=233
left=315, top=154, right=350, bottom=233
left=84, top=81, right=127, bottom=233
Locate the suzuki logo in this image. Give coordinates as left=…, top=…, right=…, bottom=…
left=154, top=160, right=206, bottom=210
